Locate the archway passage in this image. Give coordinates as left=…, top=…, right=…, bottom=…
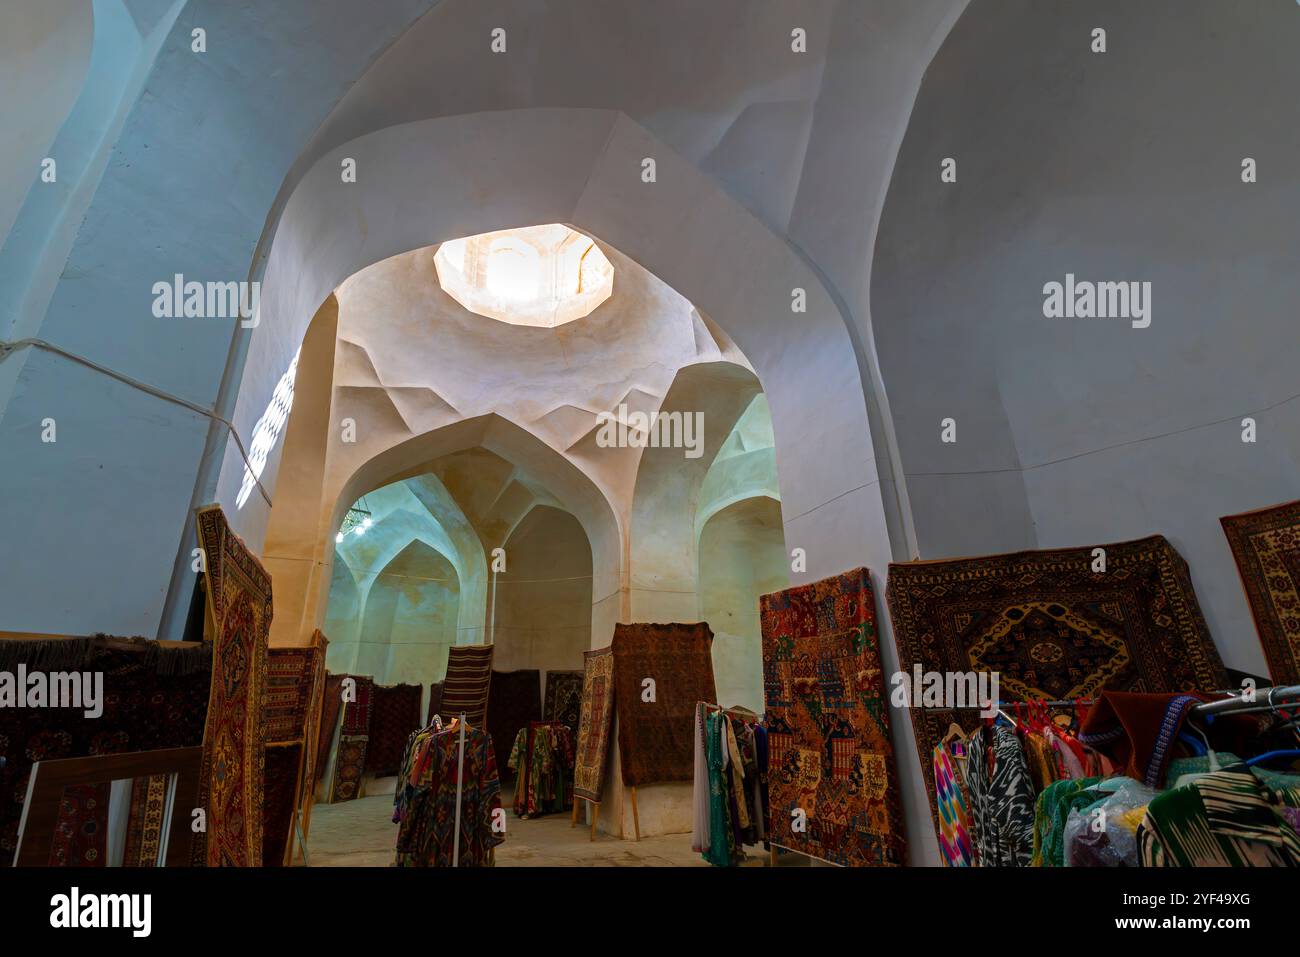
left=288, top=223, right=799, bottom=862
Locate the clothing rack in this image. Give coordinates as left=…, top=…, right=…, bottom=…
left=696, top=701, right=778, bottom=867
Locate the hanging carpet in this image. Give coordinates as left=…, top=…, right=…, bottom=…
left=0, top=635, right=210, bottom=867
left=573, top=646, right=615, bottom=802
left=544, top=669, right=585, bottom=742
left=367, top=683, right=424, bottom=777
left=192, top=504, right=271, bottom=867
left=761, top=567, right=907, bottom=866
left=612, top=622, right=717, bottom=788
left=315, top=674, right=346, bottom=783
left=1221, top=499, right=1300, bottom=684
left=886, top=534, right=1228, bottom=844
left=441, top=645, right=493, bottom=727
left=329, top=675, right=374, bottom=802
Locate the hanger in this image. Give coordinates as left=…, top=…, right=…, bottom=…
left=941, top=722, right=968, bottom=758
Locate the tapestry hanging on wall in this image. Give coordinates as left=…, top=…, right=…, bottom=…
left=760, top=567, right=908, bottom=867
left=612, top=622, right=717, bottom=788
left=441, top=645, right=494, bottom=727
left=0, top=635, right=211, bottom=867
left=886, top=534, right=1228, bottom=843
left=367, top=683, right=424, bottom=776
left=487, top=670, right=541, bottom=783
left=193, top=504, right=272, bottom=867
left=1221, top=499, right=1300, bottom=684
left=544, top=669, right=585, bottom=742
left=427, top=681, right=444, bottom=724
left=573, top=646, right=615, bottom=802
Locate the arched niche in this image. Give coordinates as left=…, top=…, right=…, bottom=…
left=321, top=413, right=623, bottom=652
left=628, top=360, right=761, bottom=622
left=492, top=505, right=594, bottom=673
left=213, top=108, right=921, bottom=850
left=697, top=495, right=787, bottom=714
left=218, top=109, right=891, bottom=602
left=347, top=537, right=460, bottom=686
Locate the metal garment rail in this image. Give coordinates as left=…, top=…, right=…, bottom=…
left=933, top=685, right=1300, bottom=714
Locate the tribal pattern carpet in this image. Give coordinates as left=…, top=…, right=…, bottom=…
left=298, top=631, right=329, bottom=795
left=327, top=675, right=374, bottom=802
left=330, top=735, right=369, bottom=803
left=0, top=637, right=210, bottom=867
left=886, top=535, right=1227, bottom=842
left=441, top=645, right=494, bottom=727
left=761, top=568, right=907, bottom=866
left=194, top=504, right=271, bottom=867
left=544, top=669, right=585, bottom=742
left=340, top=675, right=375, bottom=735
left=612, top=623, right=717, bottom=788
left=265, top=645, right=317, bottom=745
left=487, top=670, right=541, bottom=784
left=1221, top=499, right=1300, bottom=684
left=367, top=683, right=424, bottom=776
left=121, top=775, right=168, bottom=867
left=48, top=783, right=110, bottom=866
left=573, top=647, right=614, bottom=802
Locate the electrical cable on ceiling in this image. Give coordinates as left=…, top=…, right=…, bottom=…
left=0, top=337, right=273, bottom=507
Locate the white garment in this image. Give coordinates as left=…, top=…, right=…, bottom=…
left=690, top=702, right=711, bottom=853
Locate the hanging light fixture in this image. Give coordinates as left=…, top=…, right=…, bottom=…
left=338, top=496, right=373, bottom=539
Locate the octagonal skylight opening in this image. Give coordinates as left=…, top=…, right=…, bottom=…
left=434, top=224, right=614, bottom=327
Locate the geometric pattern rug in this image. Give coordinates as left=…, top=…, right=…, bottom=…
left=193, top=504, right=271, bottom=867
left=1222, top=499, right=1300, bottom=684
left=573, top=647, right=615, bottom=803
left=329, top=734, right=369, bottom=803
left=612, top=622, right=717, bottom=788
left=329, top=676, right=374, bottom=802
left=0, top=636, right=210, bottom=867
left=543, top=669, right=585, bottom=743
left=366, top=683, right=424, bottom=777
left=265, top=645, right=318, bottom=745
left=761, top=568, right=907, bottom=866
left=886, top=534, right=1228, bottom=842
left=121, top=775, right=169, bottom=867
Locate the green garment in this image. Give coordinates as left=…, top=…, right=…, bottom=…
left=703, top=712, right=737, bottom=867
left=1032, top=776, right=1102, bottom=867
left=1138, top=763, right=1300, bottom=867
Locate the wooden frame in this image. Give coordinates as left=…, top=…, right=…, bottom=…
left=14, top=746, right=202, bottom=867
left=570, top=795, right=602, bottom=841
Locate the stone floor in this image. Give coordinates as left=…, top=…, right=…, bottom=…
left=305, top=792, right=781, bottom=867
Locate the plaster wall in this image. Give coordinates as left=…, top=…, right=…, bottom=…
left=699, top=496, right=788, bottom=713
left=872, top=0, right=1300, bottom=679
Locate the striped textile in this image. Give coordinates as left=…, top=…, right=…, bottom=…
left=1139, top=766, right=1300, bottom=866
left=441, top=645, right=494, bottom=728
